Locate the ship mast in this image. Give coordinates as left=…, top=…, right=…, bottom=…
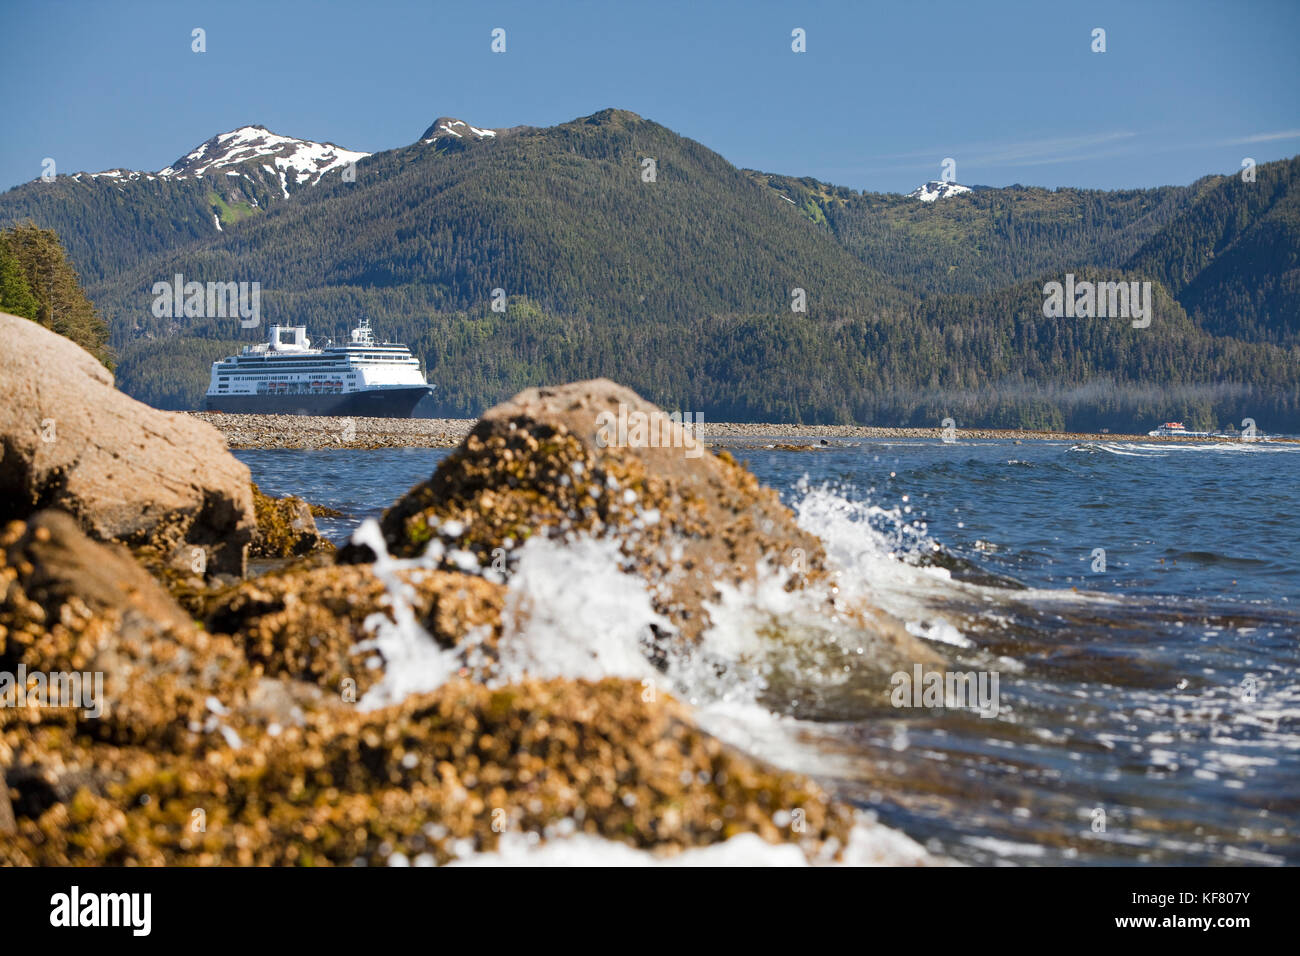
left=350, top=318, right=375, bottom=346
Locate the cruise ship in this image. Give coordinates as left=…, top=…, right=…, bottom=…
left=204, top=320, right=434, bottom=417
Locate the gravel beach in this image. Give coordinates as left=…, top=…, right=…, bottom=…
left=189, top=412, right=1293, bottom=450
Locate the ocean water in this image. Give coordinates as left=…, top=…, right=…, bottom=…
left=236, top=437, right=1300, bottom=866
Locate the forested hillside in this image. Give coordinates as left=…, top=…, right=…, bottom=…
left=747, top=172, right=1191, bottom=298
left=3, top=108, right=1297, bottom=430
left=751, top=157, right=1300, bottom=347
left=392, top=272, right=1300, bottom=430
left=1126, top=157, right=1300, bottom=345
left=0, top=171, right=284, bottom=287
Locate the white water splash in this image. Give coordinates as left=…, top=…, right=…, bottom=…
left=790, top=480, right=976, bottom=642
left=347, top=482, right=1007, bottom=731
left=446, top=812, right=940, bottom=867
left=351, top=519, right=461, bottom=710
left=495, top=535, right=664, bottom=684
left=349, top=522, right=666, bottom=700
left=348, top=482, right=976, bottom=712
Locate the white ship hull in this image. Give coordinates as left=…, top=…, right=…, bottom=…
left=204, top=384, right=433, bottom=417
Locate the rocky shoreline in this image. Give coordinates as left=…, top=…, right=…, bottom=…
left=3, top=312, right=939, bottom=866
left=189, top=412, right=1293, bottom=450
left=190, top=412, right=472, bottom=449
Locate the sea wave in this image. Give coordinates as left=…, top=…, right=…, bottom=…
left=342, top=475, right=1300, bottom=865
left=1070, top=440, right=1299, bottom=457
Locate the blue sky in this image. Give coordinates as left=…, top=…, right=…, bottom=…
left=2, top=0, right=1297, bottom=194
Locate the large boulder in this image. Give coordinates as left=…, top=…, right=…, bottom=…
left=0, top=312, right=255, bottom=576
left=346, top=380, right=939, bottom=672
left=343, top=380, right=822, bottom=639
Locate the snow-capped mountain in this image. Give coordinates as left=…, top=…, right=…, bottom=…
left=157, top=126, right=370, bottom=195
left=67, top=120, right=505, bottom=197
left=71, top=125, right=369, bottom=197
left=909, top=180, right=972, bottom=202
left=419, top=117, right=499, bottom=144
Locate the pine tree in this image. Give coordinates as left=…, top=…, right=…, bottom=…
left=0, top=221, right=112, bottom=369
left=0, top=238, right=38, bottom=319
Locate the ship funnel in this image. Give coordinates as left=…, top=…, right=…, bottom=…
left=269, top=325, right=311, bottom=351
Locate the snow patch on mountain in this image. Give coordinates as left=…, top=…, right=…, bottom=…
left=157, top=125, right=369, bottom=194
left=420, top=117, right=499, bottom=144
left=909, top=180, right=972, bottom=202
left=72, top=169, right=158, bottom=183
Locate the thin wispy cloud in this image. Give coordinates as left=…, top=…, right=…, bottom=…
left=835, top=131, right=1140, bottom=178
left=853, top=127, right=1300, bottom=180
left=965, top=132, right=1137, bottom=167
left=1218, top=129, right=1300, bottom=146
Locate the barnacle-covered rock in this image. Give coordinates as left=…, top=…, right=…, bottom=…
left=2, top=678, right=871, bottom=866
left=249, top=482, right=333, bottom=559
left=204, top=562, right=504, bottom=698
left=0, top=511, right=259, bottom=749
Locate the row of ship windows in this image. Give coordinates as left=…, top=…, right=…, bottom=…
left=229, top=355, right=412, bottom=363
left=214, top=383, right=348, bottom=392
left=225, top=363, right=383, bottom=369
left=219, top=375, right=358, bottom=380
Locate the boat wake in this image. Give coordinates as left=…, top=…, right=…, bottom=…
left=1071, top=440, right=1296, bottom=458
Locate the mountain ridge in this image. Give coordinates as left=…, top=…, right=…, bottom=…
left=26, top=114, right=514, bottom=189
left=2, top=108, right=1297, bottom=430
